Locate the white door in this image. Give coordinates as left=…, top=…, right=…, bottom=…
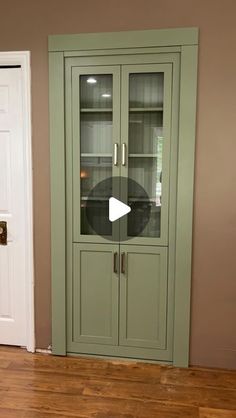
left=0, top=67, right=27, bottom=346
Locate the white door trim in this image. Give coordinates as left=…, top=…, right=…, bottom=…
left=0, top=51, right=35, bottom=352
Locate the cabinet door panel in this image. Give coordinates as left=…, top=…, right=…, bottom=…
left=72, top=66, right=120, bottom=243
left=119, top=245, right=168, bottom=349
left=72, top=243, right=119, bottom=345
left=120, top=64, right=172, bottom=246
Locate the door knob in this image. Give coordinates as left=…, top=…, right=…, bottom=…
left=0, top=221, right=7, bottom=245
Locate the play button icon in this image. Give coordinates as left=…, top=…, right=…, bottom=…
left=109, top=197, right=131, bottom=222
left=84, top=176, right=151, bottom=242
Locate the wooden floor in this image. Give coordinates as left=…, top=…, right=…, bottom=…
left=0, top=347, right=236, bottom=417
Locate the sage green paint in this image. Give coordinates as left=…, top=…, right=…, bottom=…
left=67, top=244, right=172, bottom=361
left=49, top=52, right=66, bottom=355
left=64, top=52, right=181, bottom=67
left=167, top=53, right=180, bottom=362
left=72, top=243, right=119, bottom=345
left=71, top=65, right=120, bottom=244
left=49, top=28, right=199, bottom=366
left=68, top=246, right=172, bottom=362
left=65, top=58, right=74, bottom=359
left=173, top=45, right=198, bottom=367
left=67, top=337, right=172, bottom=361
left=66, top=58, right=177, bottom=361
left=119, top=245, right=168, bottom=350
left=64, top=46, right=181, bottom=57
left=48, top=28, right=198, bottom=52
left=120, top=62, right=173, bottom=246
left=66, top=53, right=179, bottom=248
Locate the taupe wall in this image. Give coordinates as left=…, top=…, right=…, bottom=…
left=1, top=0, right=236, bottom=369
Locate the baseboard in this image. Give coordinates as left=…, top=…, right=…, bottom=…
left=36, top=347, right=52, bottom=354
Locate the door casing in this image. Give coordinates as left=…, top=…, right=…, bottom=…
left=49, top=28, right=198, bottom=367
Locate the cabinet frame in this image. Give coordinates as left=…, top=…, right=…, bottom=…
left=49, top=28, right=198, bottom=367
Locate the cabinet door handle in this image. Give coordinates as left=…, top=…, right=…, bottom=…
left=121, top=252, right=125, bottom=274
left=113, top=143, right=118, bottom=166
left=122, top=143, right=126, bottom=166
left=113, top=252, right=118, bottom=273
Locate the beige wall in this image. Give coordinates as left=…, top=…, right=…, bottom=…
left=1, top=0, right=236, bottom=369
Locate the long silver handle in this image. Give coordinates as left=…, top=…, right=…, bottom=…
left=122, top=143, right=126, bottom=166
left=114, top=143, right=118, bottom=166
left=113, top=252, right=118, bottom=273
left=121, top=252, right=125, bottom=274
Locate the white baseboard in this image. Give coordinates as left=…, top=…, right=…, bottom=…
left=36, top=347, right=52, bottom=354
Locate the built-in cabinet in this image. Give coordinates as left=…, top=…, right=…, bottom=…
left=72, top=62, right=172, bottom=245
left=67, top=57, right=175, bottom=361
left=49, top=28, right=198, bottom=366
left=68, top=244, right=170, bottom=360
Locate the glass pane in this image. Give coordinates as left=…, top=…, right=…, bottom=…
left=80, top=157, right=112, bottom=235
left=129, top=73, right=164, bottom=108
left=81, top=201, right=111, bottom=236
left=80, top=75, right=112, bottom=109
left=128, top=157, right=162, bottom=238
left=81, top=113, right=113, bottom=154
left=81, top=157, right=112, bottom=197
left=128, top=72, right=164, bottom=238
left=129, top=112, right=163, bottom=154
left=80, top=73, right=113, bottom=236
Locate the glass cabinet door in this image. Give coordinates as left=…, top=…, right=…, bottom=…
left=120, top=64, right=172, bottom=244
left=72, top=67, right=120, bottom=242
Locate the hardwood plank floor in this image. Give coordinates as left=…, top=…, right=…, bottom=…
left=0, top=346, right=235, bottom=417
left=199, top=408, right=236, bottom=418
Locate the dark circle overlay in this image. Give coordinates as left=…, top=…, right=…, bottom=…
left=84, top=176, right=151, bottom=242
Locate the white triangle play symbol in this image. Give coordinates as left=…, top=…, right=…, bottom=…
left=109, top=197, right=131, bottom=222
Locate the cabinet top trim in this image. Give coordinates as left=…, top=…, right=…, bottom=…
left=48, top=27, right=198, bottom=52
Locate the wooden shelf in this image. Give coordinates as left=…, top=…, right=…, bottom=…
left=80, top=107, right=163, bottom=112
left=81, top=153, right=112, bottom=158
left=129, top=154, right=158, bottom=158
left=80, top=108, right=112, bottom=113
left=128, top=197, right=159, bottom=203
left=81, top=197, right=109, bottom=201
left=129, top=107, right=163, bottom=112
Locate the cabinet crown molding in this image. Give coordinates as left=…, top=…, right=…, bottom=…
left=48, top=27, right=199, bottom=52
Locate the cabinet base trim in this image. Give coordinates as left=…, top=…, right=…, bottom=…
left=67, top=351, right=173, bottom=365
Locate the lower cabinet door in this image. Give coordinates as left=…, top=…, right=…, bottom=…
left=71, top=243, right=119, bottom=345
left=119, top=245, right=168, bottom=350
left=68, top=243, right=172, bottom=361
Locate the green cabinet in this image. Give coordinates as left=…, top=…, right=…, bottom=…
left=71, top=243, right=119, bottom=346
left=68, top=244, right=172, bottom=361
left=49, top=28, right=198, bottom=366
left=66, top=56, right=176, bottom=361
left=119, top=246, right=168, bottom=350
left=70, top=59, right=174, bottom=245
left=72, top=66, right=121, bottom=243
left=120, top=64, right=172, bottom=245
